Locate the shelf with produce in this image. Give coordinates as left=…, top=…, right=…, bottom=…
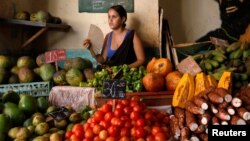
left=0, top=18, right=70, bottom=48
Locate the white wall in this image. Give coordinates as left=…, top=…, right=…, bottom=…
left=46, top=0, right=160, bottom=50
left=159, top=0, right=221, bottom=44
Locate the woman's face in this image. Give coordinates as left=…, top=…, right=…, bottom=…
left=108, top=9, right=124, bottom=30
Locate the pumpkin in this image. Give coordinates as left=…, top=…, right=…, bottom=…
left=146, top=57, right=173, bottom=77
left=165, top=71, right=182, bottom=91
left=143, top=72, right=165, bottom=92
left=146, top=57, right=157, bottom=73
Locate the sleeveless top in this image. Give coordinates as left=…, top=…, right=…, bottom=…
left=104, top=30, right=136, bottom=66
left=107, top=30, right=131, bottom=59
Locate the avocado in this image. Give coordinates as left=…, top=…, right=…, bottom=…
left=3, top=102, right=26, bottom=126
left=2, top=91, right=20, bottom=104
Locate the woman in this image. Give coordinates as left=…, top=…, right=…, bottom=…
left=83, top=5, right=145, bottom=68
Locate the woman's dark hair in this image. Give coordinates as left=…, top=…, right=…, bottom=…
left=109, top=5, right=127, bottom=27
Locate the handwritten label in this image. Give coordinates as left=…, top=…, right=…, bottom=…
left=45, top=49, right=66, bottom=63
left=103, top=79, right=126, bottom=99
left=177, top=56, right=202, bottom=76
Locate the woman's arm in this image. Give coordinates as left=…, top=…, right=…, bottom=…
left=83, top=34, right=109, bottom=64
left=128, top=31, right=145, bottom=68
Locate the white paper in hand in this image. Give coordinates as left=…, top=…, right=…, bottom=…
left=88, top=24, right=104, bottom=55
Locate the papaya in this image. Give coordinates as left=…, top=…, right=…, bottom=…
left=218, top=71, right=232, bottom=93
left=172, top=73, right=194, bottom=108
left=194, top=72, right=209, bottom=96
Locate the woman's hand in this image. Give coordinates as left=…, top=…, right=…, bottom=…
left=83, top=39, right=91, bottom=49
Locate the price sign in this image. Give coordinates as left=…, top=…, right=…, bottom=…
left=103, top=79, right=126, bottom=99
left=45, top=49, right=66, bottom=63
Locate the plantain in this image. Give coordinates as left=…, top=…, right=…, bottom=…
left=243, top=48, right=250, bottom=60
left=231, top=59, right=243, bottom=67
left=187, top=74, right=195, bottom=101
left=192, top=54, right=204, bottom=62
left=211, top=50, right=227, bottom=59
left=212, top=55, right=225, bottom=63
left=229, top=48, right=243, bottom=59
left=204, top=59, right=213, bottom=71
left=226, top=41, right=241, bottom=53
left=207, top=59, right=219, bottom=68
left=240, top=73, right=248, bottom=81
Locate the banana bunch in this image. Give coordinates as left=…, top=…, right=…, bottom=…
left=192, top=45, right=228, bottom=80
left=192, top=41, right=250, bottom=90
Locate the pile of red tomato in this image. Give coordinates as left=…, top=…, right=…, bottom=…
left=65, top=96, right=171, bottom=141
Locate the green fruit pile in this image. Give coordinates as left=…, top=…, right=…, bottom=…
left=0, top=91, right=93, bottom=141
left=193, top=41, right=250, bottom=89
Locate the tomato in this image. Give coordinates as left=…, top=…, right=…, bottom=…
left=136, top=118, right=145, bottom=127
left=155, top=132, right=166, bottom=141
left=99, top=130, right=108, bottom=140
left=130, top=111, right=140, bottom=120
left=72, top=123, right=84, bottom=139
left=124, top=121, right=132, bottom=128
left=93, top=136, right=102, bottom=141
left=133, top=105, right=142, bottom=112
left=120, top=115, right=130, bottom=121
left=144, top=111, right=153, bottom=120
left=111, top=117, right=124, bottom=127
left=93, top=124, right=102, bottom=135
left=106, top=136, right=116, bottom=141
left=83, top=123, right=90, bottom=131
left=137, top=138, right=146, bottom=141
left=120, top=127, right=130, bottom=137
left=119, top=136, right=130, bottom=141
left=65, top=130, right=73, bottom=139
left=101, top=104, right=112, bottom=113
left=121, top=99, right=130, bottom=106
left=130, top=127, right=136, bottom=137
left=123, top=107, right=133, bottom=115
left=99, top=120, right=110, bottom=129
left=156, top=112, right=165, bottom=121
left=84, top=128, right=94, bottom=139
left=116, top=103, right=125, bottom=110
left=151, top=126, right=162, bottom=136
left=104, top=112, right=114, bottom=122
left=130, top=101, right=138, bottom=107
left=70, top=134, right=81, bottom=141
left=146, top=134, right=155, bottom=141
left=82, top=138, right=92, bottom=141
left=108, top=125, right=119, bottom=137
left=74, top=129, right=84, bottom=139
left=131, top=95, right=140, bottom=102
left=143, top=125, right=152, bottom=134
left=114, top=108, right=123, bottom=117
left=135, top=127, right=146, bottom=138
left=94, top=110, right=105, bottom=122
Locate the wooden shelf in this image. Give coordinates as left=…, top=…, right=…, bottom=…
left=0, top=18, right=71, bottom=48
left=0, top=18, right=70, bottom=30
left=95, top=91, right=174, bottom=107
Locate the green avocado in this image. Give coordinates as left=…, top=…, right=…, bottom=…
left=0, top=114, right=12, bottom=133
left=3, top=102, right=25, bottom=126
left=2, top=91, right=20, bottom=104
left=18, top=95, right=38, bottom=115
